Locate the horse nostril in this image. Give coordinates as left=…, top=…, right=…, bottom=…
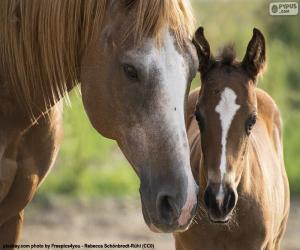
left=224, top=189, right=236, bottom=214
left=157, top=194, right=178, bottom=225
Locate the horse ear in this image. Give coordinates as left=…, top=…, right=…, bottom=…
left=242, top=28, right=266, bottom=79
left=192, top=27, right=211, bottom=76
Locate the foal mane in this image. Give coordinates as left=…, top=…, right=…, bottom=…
left=0, top=0, right=194, bottom=118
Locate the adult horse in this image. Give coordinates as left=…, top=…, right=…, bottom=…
left=0, top=0, right=199, bottom=244
left=175, top=27, right=290, bottom=249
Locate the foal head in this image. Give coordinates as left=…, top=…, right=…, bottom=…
left=193, top=27, right=266, bottom=223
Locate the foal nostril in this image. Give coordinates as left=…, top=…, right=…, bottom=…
left=204, top=184, right=237, bottom=221
left=223, top=189, right=236, bottom=214
left=157, top=194, right=179, bottom=225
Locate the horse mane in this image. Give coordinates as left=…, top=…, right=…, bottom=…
left=0, top=0, right=107, bottom=117
left=0, top=0, right=194, bottom=118
left=125, top=0, right=194, bottom=45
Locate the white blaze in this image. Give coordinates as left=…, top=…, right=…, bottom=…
left=126, top=30, right=197, bottom=227
left=159, top=31, right=197, bottom=226
left=215, top=87, right=240, bottom=182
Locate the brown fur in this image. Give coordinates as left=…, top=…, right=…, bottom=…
left=175, top=28, right=289, bottom=250
left=0, top=0, right=196, bottom=245
left=0, top=0, right=194, bottom=118
left=175, top=87, right=290, bottom=250
left=0, top=104, right=63, bottom=246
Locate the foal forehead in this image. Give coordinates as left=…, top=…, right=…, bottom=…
left=202, top=67, right=252, bottom=103
left=215, top=88, right=240, bottom=114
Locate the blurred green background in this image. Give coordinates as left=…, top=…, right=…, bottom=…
left=36, top=0, right=300, bottom=200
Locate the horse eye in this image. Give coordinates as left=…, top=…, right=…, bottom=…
left=245, top=114, right=257, bottom=135
left=194, top=110, right=205, bottom=132
left=123, top=64, right=138, bottom=80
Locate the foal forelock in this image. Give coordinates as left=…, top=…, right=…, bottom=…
left=0, top=0, right=194, bottom=118
left=214, top=88, right=240, bottom=184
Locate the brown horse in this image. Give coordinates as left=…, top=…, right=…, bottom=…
left=175, top=27, right=290, bottom=249
left=0, top=0, right=200, bottom=245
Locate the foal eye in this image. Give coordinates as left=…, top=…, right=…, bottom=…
left=245, top=114, right=257, bottom=135
left=123, top=64, right=138, bottom=80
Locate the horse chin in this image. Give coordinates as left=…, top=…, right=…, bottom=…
left=173, top=220, right=194, bottom=233
left=149, top=223, right=162, bottom=233
left=145, top=213, right=194, bottom=233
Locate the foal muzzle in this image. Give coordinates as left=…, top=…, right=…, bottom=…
left=204, top=183, right=237, bottom=223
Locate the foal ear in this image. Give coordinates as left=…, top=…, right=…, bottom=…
left=242, top=28, right=266, bottom=79
left=192, top=27, right=211, bottom=76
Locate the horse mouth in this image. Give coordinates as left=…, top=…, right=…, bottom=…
left=148, top=221, right=192, bottom=233
left=140, top=196, right=194, bottom=233
left=174, top=220, right=194, bottom=232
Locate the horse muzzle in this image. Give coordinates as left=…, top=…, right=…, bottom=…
left=140, top=181, right=198, bottom=233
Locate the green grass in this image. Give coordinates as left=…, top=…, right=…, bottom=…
left=36, top=0, right=300, bottom=198
left=283, top=112, right=300, bottom=194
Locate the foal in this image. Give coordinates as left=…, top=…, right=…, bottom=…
left=175, top=27, right=290, bottom=250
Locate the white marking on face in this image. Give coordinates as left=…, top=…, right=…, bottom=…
left=216, top=185, right=225, bottom=207
left=215, top=87, right=240, bottom=184
left=126, top=30, right=197, bottom=226
left=158, top=31, right=197, bottom=226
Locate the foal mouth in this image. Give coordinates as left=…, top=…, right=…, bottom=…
left=210, top=218, right=229, bottom=224
left=208, top=214, right=230, bottom=224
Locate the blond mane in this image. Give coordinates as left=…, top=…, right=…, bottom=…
left=0, top=0, right=194, bottom=118
left=128, top=0, right=194, bottom=45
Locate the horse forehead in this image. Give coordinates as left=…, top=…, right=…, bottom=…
left=129, top=31, right=186, bottom=72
